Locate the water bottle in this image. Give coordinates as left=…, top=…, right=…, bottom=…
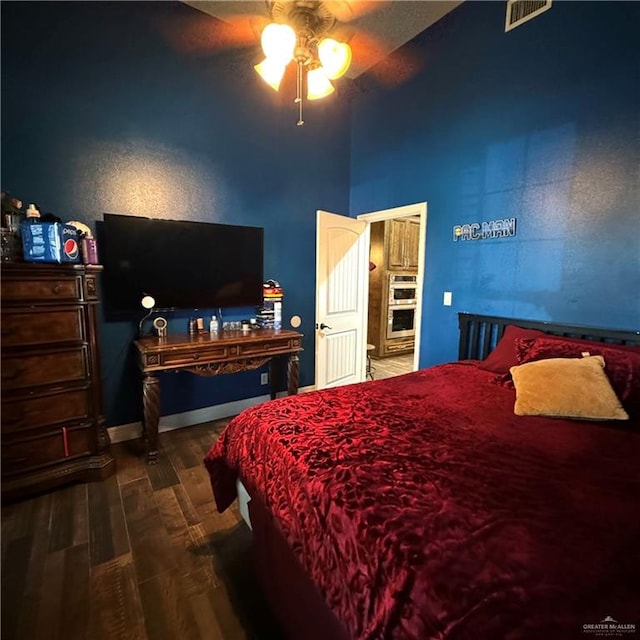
left=273, top=301, right=282, bottom=330
left=209, top=315, right=219, bottom=333
left=24, top=203, right=40, bottom=223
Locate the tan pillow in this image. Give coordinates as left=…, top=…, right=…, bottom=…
left=510, top=355, right=629, bottom=420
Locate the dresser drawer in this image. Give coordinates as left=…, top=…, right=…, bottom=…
left=1, top=275, right=82, bottom=303
left=1, top=307, right=85, bottom=347
left=1, top=425, right=94, bottom=474
left=1, top=347, right=88, bottom=391
left=237, top=338, right=297, bottom=356
left=384, top=337, right=414, bottom=355
left=2, top=387, right=91, bottom=433
left=158, top=345, right=233, bottom=367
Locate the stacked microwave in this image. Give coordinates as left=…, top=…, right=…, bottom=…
left=387, top=273, right=417, bottom=339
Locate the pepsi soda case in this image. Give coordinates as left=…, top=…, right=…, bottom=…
left=21, top=221, right=81, bottom=264
left=59, top=224, right=81, bottom=262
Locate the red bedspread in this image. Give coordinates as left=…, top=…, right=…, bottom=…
left=204, top=362, right=640, bottom=639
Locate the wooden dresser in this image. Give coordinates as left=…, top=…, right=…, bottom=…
left=1, top=263, right=115, bottom=500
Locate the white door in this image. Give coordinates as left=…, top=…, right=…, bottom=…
left=315, top=210, right=370, bottom=389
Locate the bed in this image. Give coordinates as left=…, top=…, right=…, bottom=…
left=204, top=313, right=640, bottom=640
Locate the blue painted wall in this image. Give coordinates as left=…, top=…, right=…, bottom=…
left=350, top=0, right=640, bottom=366
left=3, top=1, right=639, bottom=426
left=1, top=1, right=351, bottom=426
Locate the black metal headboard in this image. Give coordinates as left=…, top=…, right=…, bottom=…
left=458, top=312, right=640, bottom=361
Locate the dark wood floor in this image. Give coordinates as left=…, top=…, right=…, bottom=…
left=1, top=420, right=283, bottom=640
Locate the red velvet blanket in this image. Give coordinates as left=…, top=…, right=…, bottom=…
left=204, top=362, right=640, bottom=639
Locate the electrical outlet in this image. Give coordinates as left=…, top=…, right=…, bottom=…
left=260, top=373, right=269, bottom=385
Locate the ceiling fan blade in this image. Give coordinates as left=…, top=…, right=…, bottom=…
left=158, top=11, right=267, bottom=56
left=346, top=29, right=424, bottom=86
left=323, top=0, right=390, bottom=23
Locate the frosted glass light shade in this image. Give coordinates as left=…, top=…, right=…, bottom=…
left=307, top=66, right=334, bottom=100
left=255, top=57, right=287, bottom=91
left=141, top=295, right=156, bottom=309
left=317, top=38, right=352, bottom=79
left=261, top=23, right=296, bottom=64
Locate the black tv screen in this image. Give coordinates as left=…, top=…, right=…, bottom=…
left=100, top=214, right=264, bottom=312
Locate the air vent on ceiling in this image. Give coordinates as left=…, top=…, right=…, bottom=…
left=505, top=0, right=552, bottom=32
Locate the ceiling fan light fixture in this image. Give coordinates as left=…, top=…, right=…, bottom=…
left=307, top=66, right=335, bottom=100
left=317, top=38, right=352, bottom=79
left=255, top=3, right=350, bottom=122
left=254, top=57, right=287, bottom=91
left=260, top=23, right=296, bottom=64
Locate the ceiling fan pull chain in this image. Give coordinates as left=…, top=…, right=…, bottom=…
left=296, top=60, right=304, bottom=126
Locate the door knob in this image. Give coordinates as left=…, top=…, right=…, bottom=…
left=318, top=323, right=332, bottom=330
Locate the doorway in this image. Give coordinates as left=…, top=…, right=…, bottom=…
left=357, top=203, right=427, bottom=379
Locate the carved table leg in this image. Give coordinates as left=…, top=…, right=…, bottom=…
left=142, top=373, right=160, bottom=464
left=269, top=359, right=278, bottom=401
left=287, top=353, right=300, bottom=395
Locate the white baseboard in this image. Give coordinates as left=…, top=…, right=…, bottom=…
left=107, top=384, right=316, bottom=444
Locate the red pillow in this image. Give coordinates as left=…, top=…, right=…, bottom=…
left=477, top=325, right=546, bottom=374
left=516, top=335, right=640, bottom=418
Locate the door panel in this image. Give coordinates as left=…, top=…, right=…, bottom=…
left=325, top=330, right=358, bottom=385
left=327, top=228, right=362, bottom=314
left=316, top=211, right=369, bottom=390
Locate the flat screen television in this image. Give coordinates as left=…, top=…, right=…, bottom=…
left=100, top=214, right=264, bottom=313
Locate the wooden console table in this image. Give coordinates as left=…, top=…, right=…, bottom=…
left=134, top=329, right=303, bottom=462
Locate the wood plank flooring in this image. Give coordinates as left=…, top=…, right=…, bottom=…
left=370, top=353, right=414, bottom=379
left=1, top=421, right=283, bottom=640
left=2, top=362, right=415, bottom=640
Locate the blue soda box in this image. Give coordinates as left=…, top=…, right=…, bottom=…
left=21, top=222, right=81, bottom=263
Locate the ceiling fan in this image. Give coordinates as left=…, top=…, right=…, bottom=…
left=255, top=1, right=360, bottom=125
left=169, top=1, right=420, bottom=125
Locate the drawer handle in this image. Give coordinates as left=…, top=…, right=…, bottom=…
left=62, top=427, right=70, bottom=457
left=192, top=353, right=200, bottom=360
left=52, top=284, right=63, bottom=294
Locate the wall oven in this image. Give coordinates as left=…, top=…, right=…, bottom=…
left=388, top=273, right=418, bottom=305
left=387, top=305, right=416, bottom=339
left=387, top=273, right=418, bottom=339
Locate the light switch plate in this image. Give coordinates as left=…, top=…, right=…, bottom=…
left=443, top=291, right=452, bottom=306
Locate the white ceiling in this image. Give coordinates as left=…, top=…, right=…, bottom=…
left=184, top=1, right=464, bottom=77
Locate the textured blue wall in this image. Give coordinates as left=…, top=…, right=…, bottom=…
left=3, top=1, right=639, bottom=426
left=350, top=0, right=640, bottom=366
left=1, top=1, right=351, bottom=425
